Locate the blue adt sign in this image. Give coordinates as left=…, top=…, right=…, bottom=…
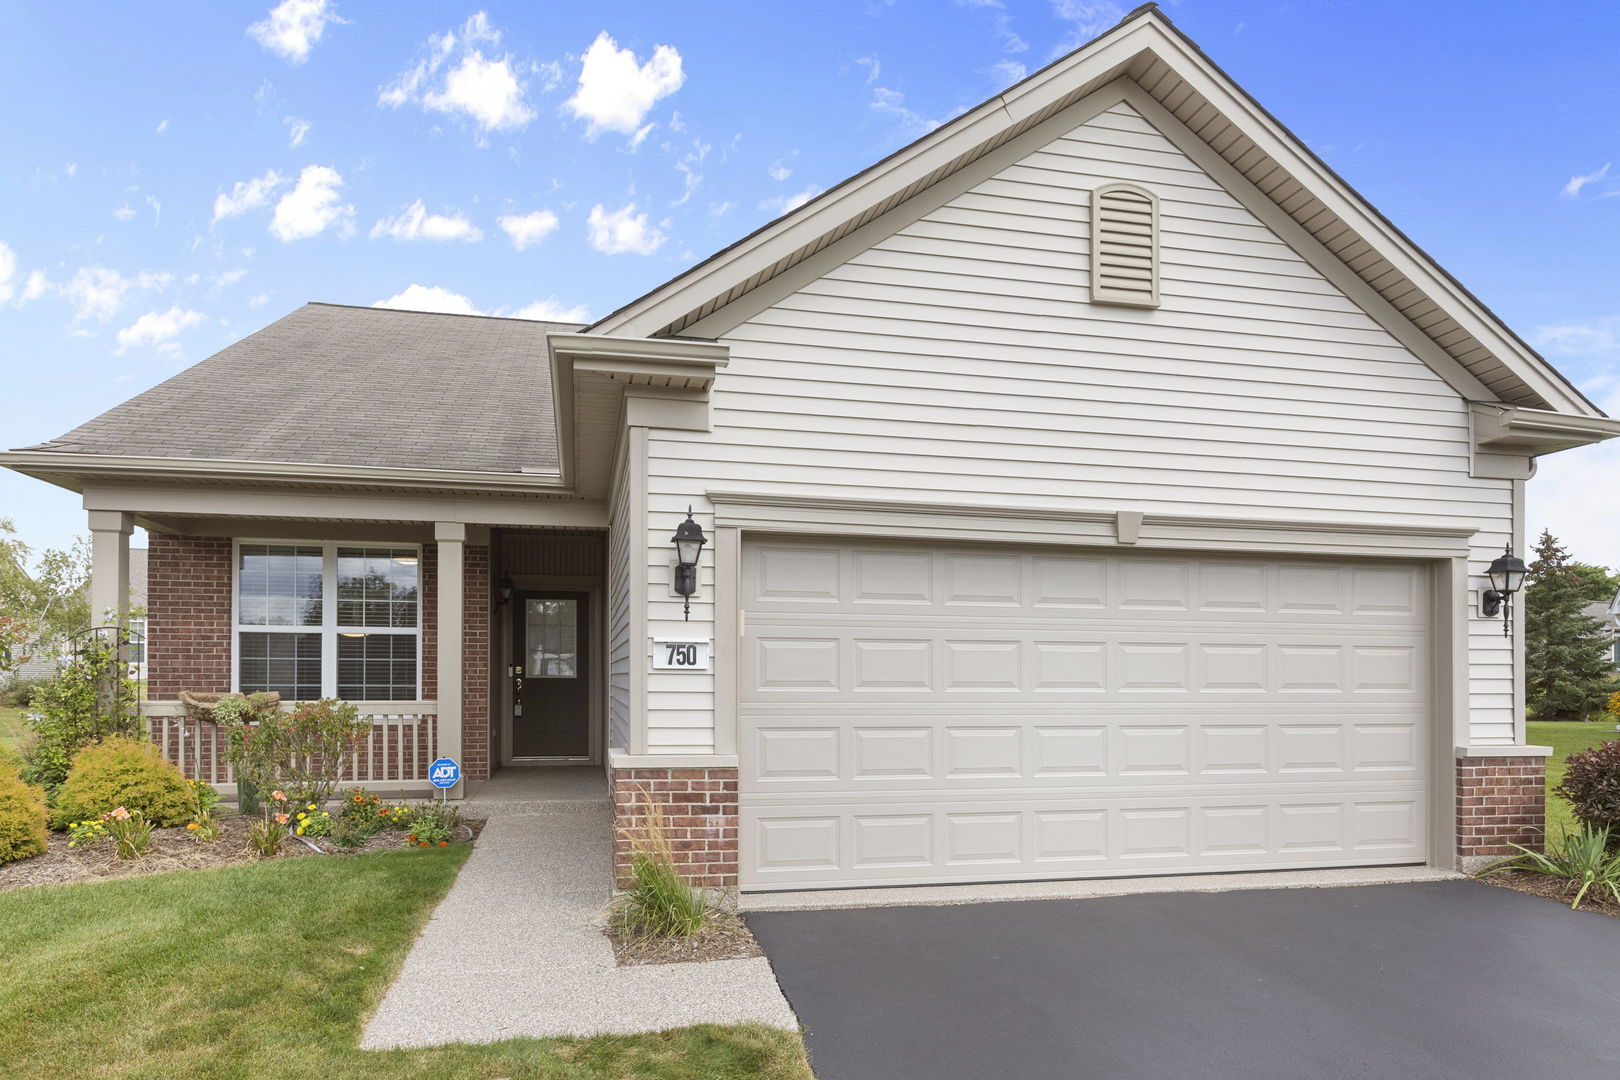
left=428, top=757, right=461, bottom=789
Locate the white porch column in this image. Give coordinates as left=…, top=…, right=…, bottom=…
left=87, top=510, right=132, bottom=627
left=434, top=522, right=465, bottom=798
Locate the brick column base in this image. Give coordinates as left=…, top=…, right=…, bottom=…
left=1456, top=756, right=1545, bottom=872
left=611, top=766, right=739, bottom=888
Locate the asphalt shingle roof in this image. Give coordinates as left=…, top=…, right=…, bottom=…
left=23, top=303, right=577, bottom=475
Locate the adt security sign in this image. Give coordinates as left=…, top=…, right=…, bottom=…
left=429, top=757, right=461, bottom=790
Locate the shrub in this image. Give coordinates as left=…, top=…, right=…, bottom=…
left=404, top=802, right=460, bottom=848
left=0, top=675, right=50, bottom=708
left=220, top=697, right=370, bottom=809
left=611, top=790, right=708, bottom=940
left=20, top=636, right=141, bottom=791
left=1479, top=826, right=1620, bottom=910
left=1554, top=739, right=1620, bottom=837
left=50, top=736, right=192, bottom=830
left=0, top=758, right=47, bottom=864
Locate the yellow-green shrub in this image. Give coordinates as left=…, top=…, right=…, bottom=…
left=0, top=758, right=48, bottom=864
left=50, top=736, right=192, bottom=830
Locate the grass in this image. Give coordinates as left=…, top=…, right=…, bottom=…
left=0, top=705, right=24, bottom=756
left=0, top=849, right=811, bottom=1080
left=1528, top=720, right=1620, bottom=838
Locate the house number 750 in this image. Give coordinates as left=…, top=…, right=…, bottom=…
left=664, top=642, right=699, bottom=666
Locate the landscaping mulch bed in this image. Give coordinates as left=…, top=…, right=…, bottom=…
left=1477, top=869, right=1620, bottom=918
left=606, top=908, right=765, bottom=966
left=0, top=813, right=485, bottom=893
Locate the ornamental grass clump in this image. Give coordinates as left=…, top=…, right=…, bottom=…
left=1479, top=826, right=1620, bottom=910
left=0, top=758, right=47, bottom=865
left=102, top=806, right=153, bottom=860
left=611, top=789, right=709, bottom=941
left=50, top=735, right=192, bottom=830
left=246, top=790, right=293, bottom=857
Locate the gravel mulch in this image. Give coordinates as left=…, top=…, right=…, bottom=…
left=605, top=907, right=765, bottom=966
left=0, top=813, right=485, bottom=894
left=1476, top=868, right=1620, bottom=918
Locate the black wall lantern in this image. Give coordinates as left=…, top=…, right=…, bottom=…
left=499, top=576, right=514, bottom=605
left=1482, top=543, right=1528, bottom=638
left=671, top=507, right=708, bottom=621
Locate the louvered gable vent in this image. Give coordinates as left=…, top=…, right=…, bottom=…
left=1090, top=184, right=1159, bottom=308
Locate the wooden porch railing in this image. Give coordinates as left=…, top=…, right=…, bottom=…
left=142, top=701, right=439, bottom=787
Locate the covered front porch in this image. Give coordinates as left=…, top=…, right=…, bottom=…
left=82, top=501, right=610, bottom=799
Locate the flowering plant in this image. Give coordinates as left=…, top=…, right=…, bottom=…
left=404, top=802, right=460, bottom=848
left=103, top=806, right=153, bottom=860
left=295, top=804, right=334, bottom=838
left=246, top=790, right=291, bottom=856
left=66, top=818, right=110, bottom=849
left=186, top=781, right=221, bottom=843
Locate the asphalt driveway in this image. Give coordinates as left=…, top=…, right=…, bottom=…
left=747, top=881, right=1620, bottom=1080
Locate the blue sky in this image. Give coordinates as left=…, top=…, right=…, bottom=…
left=2, top=0, right=1618, bottom=566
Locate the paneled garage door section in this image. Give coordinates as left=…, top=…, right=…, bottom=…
left=739, top=540, right=1429, bottom=890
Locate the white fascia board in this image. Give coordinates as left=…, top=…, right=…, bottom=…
left=0, top=450, right=567, bottom=495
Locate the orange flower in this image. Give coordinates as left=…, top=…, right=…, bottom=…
left=186, top=823, right=200, bottom=831
left=438, top=840, right=448, bottom=847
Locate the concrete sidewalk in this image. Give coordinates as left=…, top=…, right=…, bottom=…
left=361, top=778, right=796, bottom=1047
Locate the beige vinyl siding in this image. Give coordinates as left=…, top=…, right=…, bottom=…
left=607, top=433, right=634, bottom=752
left=640, top=98, right=1515, bottom=752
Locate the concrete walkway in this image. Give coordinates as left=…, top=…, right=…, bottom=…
left=361, top=769, right=797, bottom=1047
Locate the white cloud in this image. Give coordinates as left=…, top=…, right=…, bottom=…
left=248, top=0, right=344, bottom=65
left=1562, top=163, right=1611, bottom=199
left=768, top=160, right=793, bottom=182
left=508, top=297, right=589, bottom=322
left=370, top=199, right=483, bottom=242
left=116, top=306, right=205, bottom=353
left=19, top=269, right=50, bottom=305
left=1050, top=1, right=1125, bottom=51
left=248, top=292, right=272, bottom=307
left=65, top=162, right=77, bottom=178
left=992, top=59, right=1027, bottom=84
left=585, top=203, right=665, bottom=255
left=0, top=242, right=14, bottom=304
left=155, top=118, right=169, bottom=135
left=869, top=86, right=944, bottom=141
left=269, top=165, right=354, bottom=242
left=565, top=31, right=685, bottom=139
left=213, top=169, right=286, bottom=223
left=373, top=284, right=587, bottom=322
left=497, top=209, right=559, bottom=250
left=758, top=186, right=821, bottom=216
left=113, top=204, right=136, bottom=222
left=64, top=266, right=170, bottom=322
left=379, top=13, right=535, bottom=134
left=285, top=116, right=311, bottom=147
left=1533, top=317, right=1620, bottom=356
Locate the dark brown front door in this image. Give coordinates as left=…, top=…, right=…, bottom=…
left=512, top=591, right=590, bottom=758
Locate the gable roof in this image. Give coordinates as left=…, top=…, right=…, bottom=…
left=18, top=303, right=578, bottom=476
left=589, top=3, right=1602, bottom=419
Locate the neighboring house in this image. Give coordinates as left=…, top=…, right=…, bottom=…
left=10, top=547, right=146, bottom=683
left=5, top=7, right=1620, bottom=887
left=1587, top=590, right=1620, bottom=669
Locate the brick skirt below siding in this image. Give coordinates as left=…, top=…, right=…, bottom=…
left=1457, top=756, right=1545, bottom=862
left=611, top=767, right=739, bottom=888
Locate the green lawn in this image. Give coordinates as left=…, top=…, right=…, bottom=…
left=1527, top=720, right=1620, bottom=838
left=0, top=848, right=811, bottom=1080
left=0, top=705, right=24, bottom=756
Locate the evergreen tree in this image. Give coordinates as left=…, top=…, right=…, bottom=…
left=1524, top=530, right=1616, bottom=720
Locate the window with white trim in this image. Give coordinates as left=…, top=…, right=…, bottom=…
left=234, top=542, right=421, bottom=701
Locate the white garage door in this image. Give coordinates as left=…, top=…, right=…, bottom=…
left=739, top=538, right=1429, bottom=890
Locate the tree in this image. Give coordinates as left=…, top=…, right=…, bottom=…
left=0, top=518, right=91, bottom=677
left=1524, top=530, right=1617, bottom=720
left=1567, top=562, right=1620, bottom=605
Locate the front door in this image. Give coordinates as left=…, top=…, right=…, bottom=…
left=512, top=591, right=590, bottom=758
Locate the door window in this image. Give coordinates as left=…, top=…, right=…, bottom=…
left=526, top=599, right=578, bottom=678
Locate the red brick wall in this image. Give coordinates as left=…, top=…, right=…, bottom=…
left=1457, top=756, right=1546, bottom=860
left=612, top=767, right=739, bottom=888
left=463, top=544, right=490, bottom=782
left=147, top=534, right=232, bottom=699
